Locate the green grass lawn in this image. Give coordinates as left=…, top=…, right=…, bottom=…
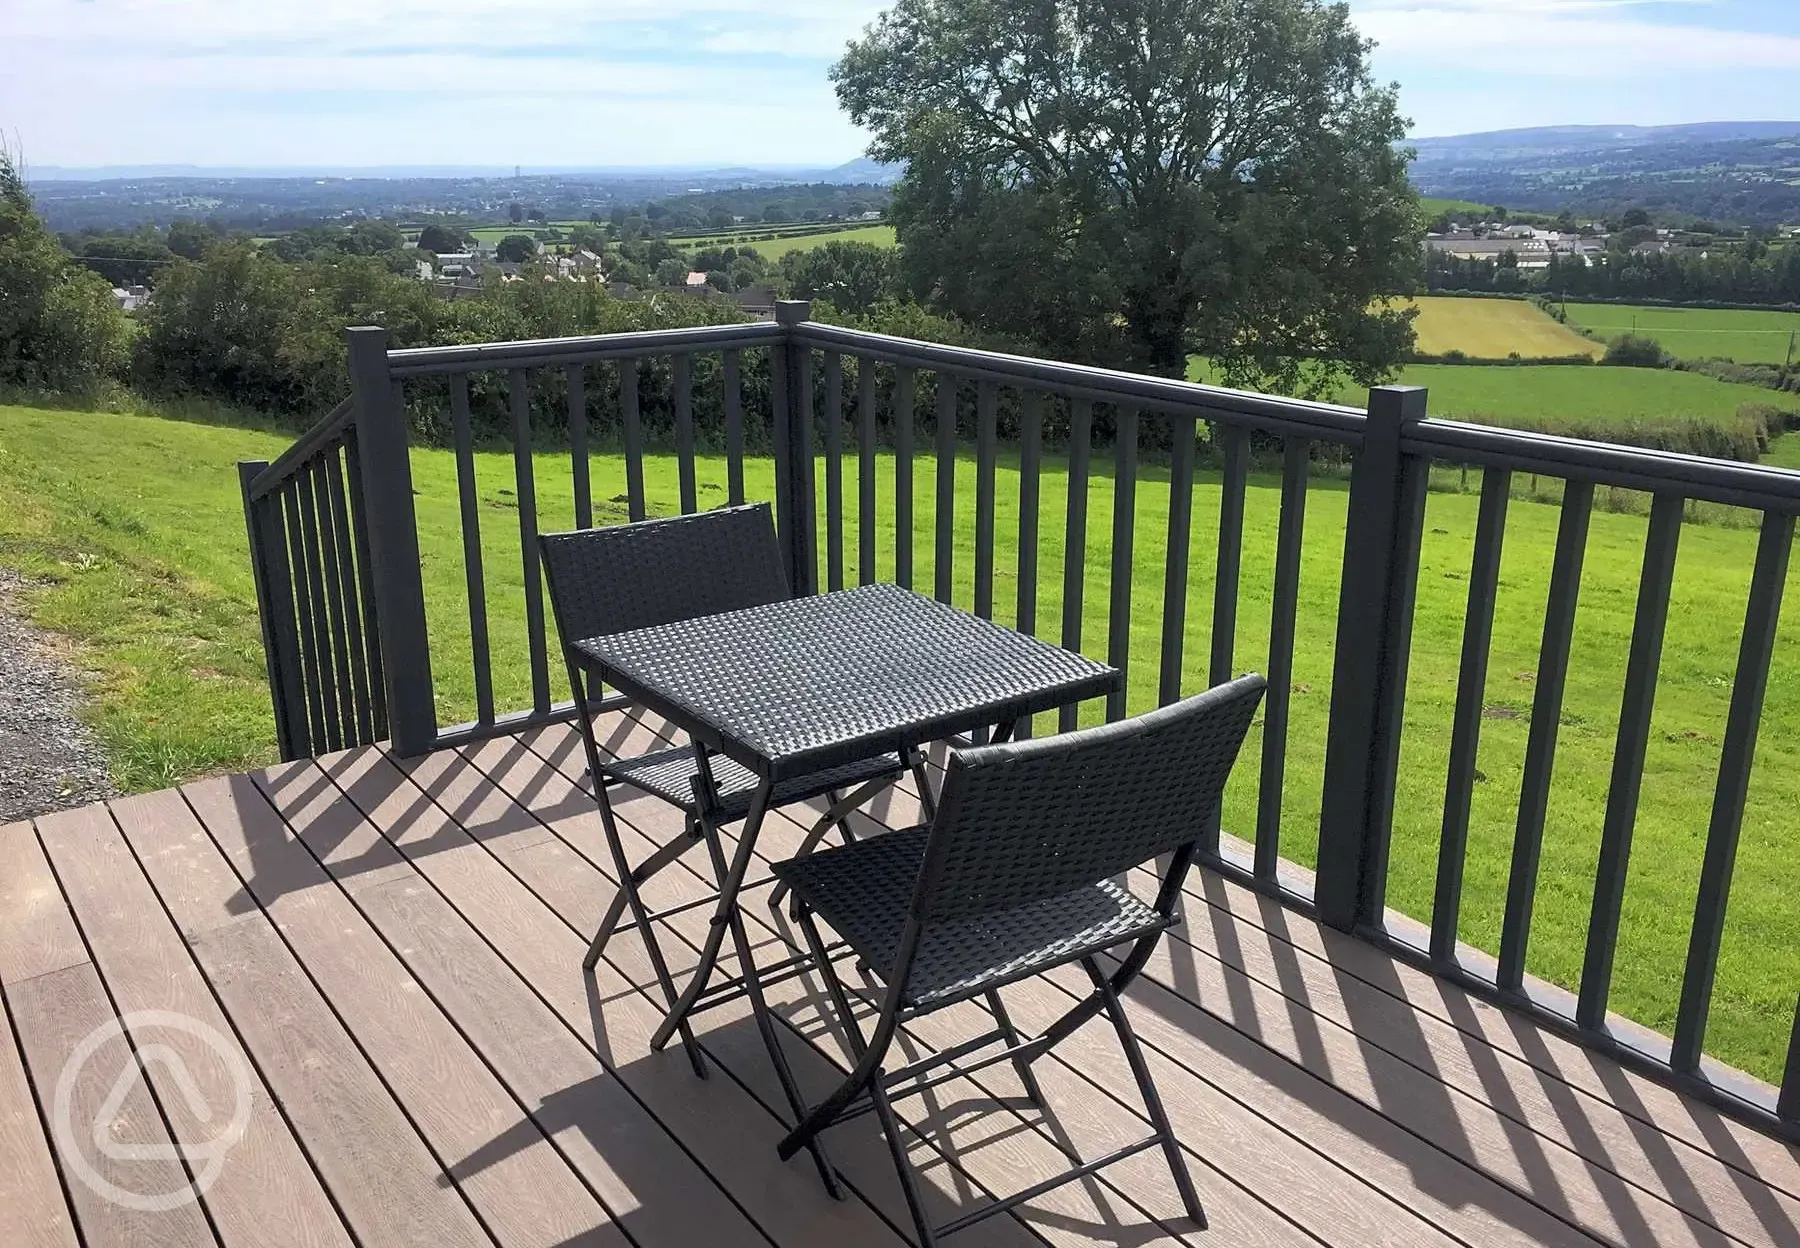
left=1561, top=302, right=1800, bottom=365
left=3, top=399, right=1799, bottom=1086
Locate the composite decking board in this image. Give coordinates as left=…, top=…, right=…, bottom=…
left=209, top=762, right=616, bottom=1248
left=0, top=821, right=89, bottom=986
left=120, top=783, right=496, bottom=1248
left=7, top=962, right=223, bottom=1248
left=0, top=953, right=82, bottom=1248
left=1113, top=863, right=1800, bottom=1248
left=34, top=802, right=353, bottom=1248
left=1178, top=865, right=1800, bottom=1204
left=460, top=735, right=1204, bottom=1248
left=496, top=724, right=1352, bottom=1247
left=311, top=744, right=789, bottom=1248
left=1117, top=933, right=1740, bottom=1248
left=395, top=739, right=919, bottom=1248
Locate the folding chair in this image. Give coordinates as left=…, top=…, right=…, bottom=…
left=539, top=505, right=912, bottom=1073
left=770, top=675, right=1267, bottom=1245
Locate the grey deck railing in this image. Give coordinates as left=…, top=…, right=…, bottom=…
left=241, top=301, right=1800, bottom=1145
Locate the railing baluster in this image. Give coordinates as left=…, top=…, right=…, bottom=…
left=1016, top=392, right=1044, bottom=740
left=674, top=353, right=697, bottom=515
left=1211, top=423, right=1249, bottom=688
left=894, top=367, right=916, bottom=590
left=1431, top=466, right=1510, bottom=961
left=974, top=380, right=999, bottom=619
left=566, top=364, right=591, bottom=529
left=310, top=455, right=357, bottom=744
left=1060, top=399, right=1093, bottom=733
left=1673, top=509, right=1793, bottom=1073
left=450, top=374, right=494, bottom=727
left=858, top=358, right=879, bottom=586
left=509, top=369, right=551, bottom=716
left=1498, top=478, right=1595, bottom=993
left=620, top=359, right=646, bottom=522
left=1785, top=1010, right=1800, bottom=1123
left=1578, top=492, right=1683, bottom=1031
left=1255, top=438, right=1311, bottom=880
left=323, top=446, right=374, bottom=744
left=824, top=351, right=845, bottom=590
left=280, top=484, right=326, bottom=754
left=1159, top=415, right=1197, bottom=706
left=935, top=372, right=958, bottom=604
left=340, top=430, right=387, bottom=740
left=723, top=349, right=746, bottom=506
left=293, top=473, right=341, bottom=752
left=1107, top=407, right=1138, bottom=722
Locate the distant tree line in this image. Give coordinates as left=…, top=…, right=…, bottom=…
left=1426, top=244, right=1800, bottom=306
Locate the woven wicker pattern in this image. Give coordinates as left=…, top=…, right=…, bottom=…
left=922, top=676, right=1266, bottom=923
left=539, top=504, right=789, bottom=646
left=575, top=583, right=1118, bottom=779
left=772, top=827, right=1170, bottom=1009
left=607, top=743, right=903, bottom=818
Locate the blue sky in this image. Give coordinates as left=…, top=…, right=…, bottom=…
left=4, top=1, right=1799, bottom=169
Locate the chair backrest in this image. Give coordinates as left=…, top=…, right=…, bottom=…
left=912, top=675, right=1266, bottom=924
left=538, top=504, right=789, bottom=647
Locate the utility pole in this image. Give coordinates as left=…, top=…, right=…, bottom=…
left=1785, top=329, right=1795, bottom=373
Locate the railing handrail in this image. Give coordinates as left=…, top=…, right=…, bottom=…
left=248, top=397, right=354, bottom=501
left=1410, top=417, right=1800, bottom=513
left=386, top=320, right=785, bottom=377
left=792, top=321, right=1370, bottom=444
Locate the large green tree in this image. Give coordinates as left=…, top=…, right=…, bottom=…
left=780, top=241, right=901, bottom=315
left=0, top=150, right=130, bottom=392
left=834, top=0, right=1421, bottom=389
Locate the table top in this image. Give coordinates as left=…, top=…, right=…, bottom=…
left=574, top=583, right=1119, bottom=781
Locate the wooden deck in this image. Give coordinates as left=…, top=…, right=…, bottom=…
left=3, top=705, right=1798, bottom=1248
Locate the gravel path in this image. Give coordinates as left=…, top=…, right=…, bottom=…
left=0, top=568, right=116, bottom=823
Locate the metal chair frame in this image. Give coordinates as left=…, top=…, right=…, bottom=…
left=772, top=676, right=1268, bottom=1245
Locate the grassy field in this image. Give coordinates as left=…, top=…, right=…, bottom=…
left=1186, top=360, right=1797, bottom=441
left=670, top=224, right=897, bottom=260
left=1419, top=195, right=1494, bottom=220
left=1562, top=302, right=1800, bottom=365
left=1403, top=296, right=1602, bottom=359
left=3, top=398, right=1800, bottom=1086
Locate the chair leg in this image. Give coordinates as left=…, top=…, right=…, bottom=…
left=1083, top=957, right=1206, bottom=1228
left=982, top=990, right=1044, bottom=1108
left=870, top=1075, right=939, bottom=1248
left=799, top=905, right=869, bottom=1061
left=592, top=794, right=708, bottom=1079
left=584, top=812, right=705, bottom=971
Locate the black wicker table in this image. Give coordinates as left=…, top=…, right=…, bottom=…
left=571, top=582, right=1118, bottom=1162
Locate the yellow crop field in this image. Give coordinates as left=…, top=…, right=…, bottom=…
left=1402, top=296, right=1603, bottom=360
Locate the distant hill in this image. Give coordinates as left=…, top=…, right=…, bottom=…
left=1408, top=121, right=1800, bottom=226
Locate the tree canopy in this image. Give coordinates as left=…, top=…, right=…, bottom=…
left=496, top=234, right=538, bottom=263
left=833, top=0, right=1421, bottom=390
left=780, top=241, right=901, bottom=315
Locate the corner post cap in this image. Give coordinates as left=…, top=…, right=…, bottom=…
left=775, top=300, right=813, bottom=326
left=1367, top=384, right=1428, bottom=427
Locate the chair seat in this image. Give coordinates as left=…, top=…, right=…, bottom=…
left=604, top=744, right=903, bottom=821
left=772, top=827, right=1173, bottom=1011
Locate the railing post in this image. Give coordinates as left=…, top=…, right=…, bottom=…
left=1316, top=385, right=1430, bottom=931
left=345, top=325, right=437, bottom=756
left=773, top=300, right=818, bottom=595
left=238, top=460, right=309, bottom=760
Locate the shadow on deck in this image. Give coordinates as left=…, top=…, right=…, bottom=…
left=2, top=705, right=1796, bottom=1248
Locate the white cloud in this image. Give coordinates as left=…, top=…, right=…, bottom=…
left=1352, top=1, right=1800, bottom=73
